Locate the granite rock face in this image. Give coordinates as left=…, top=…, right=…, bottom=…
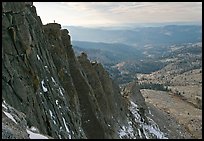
left=2, top=100, right=29, bottom=139
left=2, top=100, right=53, bottom=139
left=2, top=2, right=167, bottom=139
left=2, top=2, right=85, bottom=139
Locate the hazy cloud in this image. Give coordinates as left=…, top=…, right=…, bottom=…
left=34, top=2, right=202, bottom=27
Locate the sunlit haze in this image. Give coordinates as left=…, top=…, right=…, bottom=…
left=34, top=2, right=202, bottom=27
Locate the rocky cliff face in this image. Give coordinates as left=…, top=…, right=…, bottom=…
left=2, top=2, right=167, bottom=139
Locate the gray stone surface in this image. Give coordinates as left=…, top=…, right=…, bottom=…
left=2, top=2, right=171, bottom=139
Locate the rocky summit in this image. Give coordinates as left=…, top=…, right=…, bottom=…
left=2, top=2, right=170, bottom=139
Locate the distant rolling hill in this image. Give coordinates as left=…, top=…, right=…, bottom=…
left=69, top=25, right=202, bottom=84
left=72, top=40, right=202, bottom=84
left=72, top=41, right=144, bottom=64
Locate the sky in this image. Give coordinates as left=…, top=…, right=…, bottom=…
left=34, top=2, right=202, bottom=27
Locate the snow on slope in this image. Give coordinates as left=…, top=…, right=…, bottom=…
left=118, top=100, right=168, bottom=139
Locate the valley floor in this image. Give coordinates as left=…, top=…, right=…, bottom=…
left=141, top=89, right=202, bottom=139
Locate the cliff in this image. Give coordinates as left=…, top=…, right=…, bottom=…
left=2, top=2, right=167, bottom=139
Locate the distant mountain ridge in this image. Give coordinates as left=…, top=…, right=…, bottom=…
left=64, top=25, right=201, bottom=47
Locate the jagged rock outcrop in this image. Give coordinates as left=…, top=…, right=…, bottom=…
left=2, top=2, right=167, bottom=139
left=2, top=100, right=29, bottom=139
left=2, top=100, right=53, bottom=139
left=2, top=2, right=85, bottom=139
left=77, top=53, right=129, bottom=138
left=122, top=80, right=148, bottom=122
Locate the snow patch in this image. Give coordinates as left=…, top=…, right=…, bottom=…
left=30, top=126, right=39, bottom=133
left=118, top=126, right=126, bottom=138
left=85, top=119, right=90, bottom=123
left=127, top=123, right=135, bottom=138
left=2, top=102, right=8, bottom=110
left=36, top=54, right=41, bottom=60
left=41, top=80, right=48, bottom=92
left=53, top=120, right=56, bottom=125
left=143, top=117, right=168, bottom=139
left=58, top=87, right=64, bottom=96
left=130, top=101, right=138, bottom=108
left=118, top=123, right=135, bottom=139
left=129, top=101, right=141, bottom=122
left=55, top=100, right=59, bottom=105
left=58, top=134, right=62, bottom=139
left=49, top=110, right=56, bottom=124
left=62, top=117, right=71, bottom=139
left=142, top=127, right=149, bottom=139
left=148, top=109, right=154, bottom=117
left=27, top=129, right=48, bottom=139
left=143, top=125, right=167, bottom=139
left=138, top=129, right=142, bottom=138
left=127, top=100, right=168, bottom=139
left=49, top=110, right=54, bottom=118
left=51, top=77, right=57, bottom=85
left=3, top=111, right=17, bottom=124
